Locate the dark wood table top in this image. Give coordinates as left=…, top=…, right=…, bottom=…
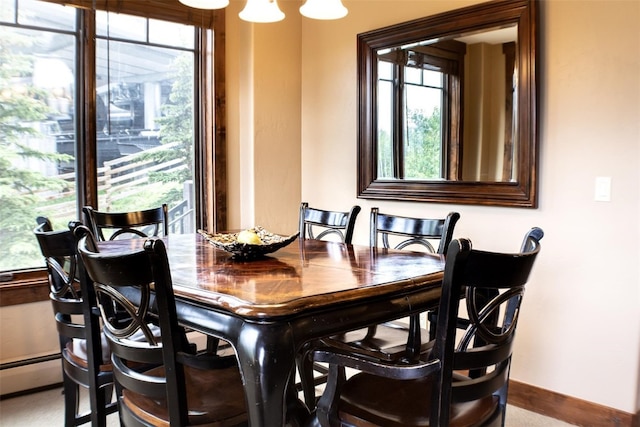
left=98, top=233, right=445, bottom=319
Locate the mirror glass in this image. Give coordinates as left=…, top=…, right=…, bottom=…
left=358, top=0, right=538, bottom=207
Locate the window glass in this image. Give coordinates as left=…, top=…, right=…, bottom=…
left=0, top=5, right=77, bottom=270
left=19, top=0, right=75, bottom=30
left=96, top=11, right=146, bottom=41
left=149, top=19, right=194, bottom=49
left=376, top=52, right=447, bottom=181
left=404, top=80, right=442, bottom=180
left=0, top=0, right=15, bottom=23
left=404, top=66, right=421, bottom=85
left=96, top=12, right=196, bottom=233
left=423, top=69, right=442, bottom=88
left=378, top=59, right=392, bottom=80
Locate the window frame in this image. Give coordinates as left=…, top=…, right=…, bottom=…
left=0, top=0, right=226, bottom=306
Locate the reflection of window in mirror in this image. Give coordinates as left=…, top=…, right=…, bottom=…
left=375, top=27, right=518, bottom=183
left=376, top=41, right=465, bottom=181
left=377, top=41, right=465, bottom=180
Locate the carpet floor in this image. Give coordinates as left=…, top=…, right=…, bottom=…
left=0, top=386, right=575, bottom=426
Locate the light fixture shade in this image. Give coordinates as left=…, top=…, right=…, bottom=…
left=239, top=0, right=285, bottom=23
left=300, top=0, right=348, bottom=20
left=179, top=0, right=229, bottom=9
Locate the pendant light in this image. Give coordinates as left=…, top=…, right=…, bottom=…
left=179, top=0, right=348, bottom=23
left=300, top=0, right=348, bottom=20
left=179, top=0, right=229, bottom=9
left=239, top=0, right=285, bottom=23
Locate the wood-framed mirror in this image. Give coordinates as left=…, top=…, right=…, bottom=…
left=357, top=0, right=538, bottom=207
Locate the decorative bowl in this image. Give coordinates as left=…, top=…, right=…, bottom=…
left=198, top=226, right=299, bottom=260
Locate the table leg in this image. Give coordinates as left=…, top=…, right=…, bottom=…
left=236, top=321, right=306, bottom=426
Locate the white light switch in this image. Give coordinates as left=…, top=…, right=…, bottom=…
left=594, top=176, right=611, bottom=202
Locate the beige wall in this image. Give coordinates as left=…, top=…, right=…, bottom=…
left=0, top=302, right=61, bottom=394
left=226, top=0, right=302, bottom=234
left=226, top=0, right=640, bottom=414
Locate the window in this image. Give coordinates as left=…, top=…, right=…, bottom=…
left=0, top=0, right=223, bottom=277
left=0, top=1, right=78, bottom=271
left=94, top=11, right=196, bottom=227
left=376, top=41, right=464, bottom=181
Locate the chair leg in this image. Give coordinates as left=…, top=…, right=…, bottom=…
left=114, top=382, right=126, bottom=426
left=90, top=384, right=113, bottom=427
left=316, top=363, right=346, bottom=427
left=296, top=346, right=318, bottom=410
left=105, top=383, right=115, bottom=403
left=206, top=336, right=220, bottom=354
left=428, top=309, right=438, bottom=340
left=62, top=374, right=80, bottom=427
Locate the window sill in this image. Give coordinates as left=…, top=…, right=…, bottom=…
left=0, top=270, right=49, bottom=307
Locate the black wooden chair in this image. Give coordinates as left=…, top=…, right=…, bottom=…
left=298, top=207, right=459, bottom=407
left=77, top=233, right=248, bottom=426
left=83, top=204, right=223, bottom=354
left=34, top=217, right=117, bottom=427
left=296, top=202, right=362, bottom=406
left=299, top=202, right=361, bottom=244
left=82, top=204, right=169, bottom=241
left=369, top=208, right=460, bottom=253
left=308, top=227, right=543, bottom=427
left=322, top=209, right=461, bottom=361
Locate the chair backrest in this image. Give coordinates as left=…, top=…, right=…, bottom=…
left=432, top=227, right=543, bottom=425
left=83, top=204, right=169, bottom=241
left=299, top=202, right=361, bottom=244
left=369, top=208, right=460, bottom=254
left=77, top=235, right=197, bottom=426
left=35, top=216, right=53, bottom=232
left=33, top=219, right=108, bottom=376
left=34, top=217, right=80, bottom=298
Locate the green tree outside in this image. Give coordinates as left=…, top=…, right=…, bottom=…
left=404, top=107, right=442, bottom=179
left=0, top=31, right=73, bottom=270
left=377, top=107, right=442, bottom=180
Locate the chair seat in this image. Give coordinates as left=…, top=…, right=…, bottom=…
left=67, top=323, right=162, bottom=369
left=325, top=321, right=432, bottom=361
left=339, top=372, right=498, bottom=427
left=66, top=341, right=113, bottom=371
left=70, top=331, right=111, bottom=363
left=122, top=364, right=247, bottom=427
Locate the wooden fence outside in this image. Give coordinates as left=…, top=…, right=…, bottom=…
left=38, top=142, right=193, bottom=229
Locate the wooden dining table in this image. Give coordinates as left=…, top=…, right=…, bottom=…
left=98, top=233, right=445, bottom=426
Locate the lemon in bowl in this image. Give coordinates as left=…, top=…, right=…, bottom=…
left=237, top=229, right=263, bottom=245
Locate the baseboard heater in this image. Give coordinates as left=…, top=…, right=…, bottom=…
left=0, top=353, right=60, bottom=371
left=0, top=353, right=62, bottom=399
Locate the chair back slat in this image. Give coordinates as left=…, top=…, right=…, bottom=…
left=370, top=208, right=460, bottom=254
left=299, top=202, right=361, bottom=244
left=54, top=314, right=87, bottom=340
left=83, top=204, right=169, bottom=241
